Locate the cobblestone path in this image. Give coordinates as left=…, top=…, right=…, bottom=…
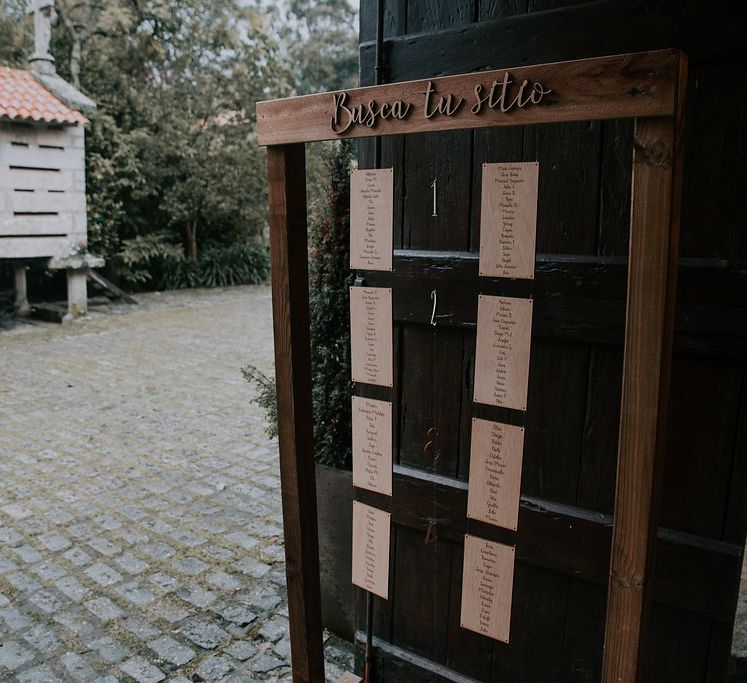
left=0, top=287, right=352, bottom=682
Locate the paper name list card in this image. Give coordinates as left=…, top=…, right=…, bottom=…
left=350, top=287, right=393, bottom=387
left=473, top=295, right=533, bottom=411
left=460, top=535, right=515, bottom=643
left=479, top=162, right=539, bottom=279
left=350, top=168, right=394, bottom=271
left=352, top=396, right=393, bottom=496
left=467, top=418, right=525, bottom=531
left=352, top=501, right=391, bottom=599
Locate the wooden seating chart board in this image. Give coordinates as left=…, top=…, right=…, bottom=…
left=352, top=396, right=393, bottom=496
left=349, top=165, right=395, bottom=607
left=351, top=501, right=391, bottom=599
left=258, top=49, right=688, bottom=683
left=461, top=159, right=536, bottom=642
left=460, top=535, right=515, bottom=643
left=350, top=168, right=393, bottom=271
left=466, top=418, right=525, bottom=531
left=479, top=162, right=539, bottom=279
left=349, top=286, right=393, bottom=387
left=473, top=295, right=533, bottom=410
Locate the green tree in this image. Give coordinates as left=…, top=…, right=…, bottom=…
left=0, top=0, right=31, bottom=66
left=1, top=0, right=358, bottom=289
left=281, top=0, right=358, bottom=93
left=72, top=0, right=286, bottom=271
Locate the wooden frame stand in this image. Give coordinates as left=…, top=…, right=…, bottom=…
left=257, top=49, right=687, bottom=683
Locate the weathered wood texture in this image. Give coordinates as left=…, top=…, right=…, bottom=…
left=267, top=144, right=325, bottom=683
left=353, top=1, right=747, bottom=681
left=603, top=53, right=687, bottom=679
left=258, top=50, right=679, bottom=145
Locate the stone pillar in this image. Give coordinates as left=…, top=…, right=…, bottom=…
left=66, top=268, right=88, bottom=317
left=13, top=263, right=30, bottom=316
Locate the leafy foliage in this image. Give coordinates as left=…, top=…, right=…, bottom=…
left=0, top=0, right=30, bottom=66
left=164, top=244, right=270, bottom=290
left=309, top=141, right=355, bottom=469
left=118, top=235, right=269, bottom=290
left=241, top=364, right=279, bottom=440
left=117, top=232, right=183, bottom=286
left=0, top=0, right=357, bottom=289
left=242, top=142, right=355, bottom=469
left=280, top=0, right=358, bottom=94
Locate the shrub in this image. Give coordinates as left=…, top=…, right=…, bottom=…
left=192, top=244, right=270, bottom=289
left=117, top=238, right=269, bottom=291
left=242, top=140, right=355, bottom=469
left=118, top=233, right=184, bottom=288
left=241, top=365, right=278, bottom=440
left=308, top=141, right=355, bottom=469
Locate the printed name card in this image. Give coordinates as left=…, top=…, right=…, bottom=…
left=479, top=162, right=538, bottom=279
left=350, top=287, right=393, bottom=387
left=460, top=535, right=515, bottom=643
left=473, top=295, right=533, bottom=411
left=467, top=418, right=525, bottom=531
left=350, top=168, right=394, bottom=271
left=352, top=396, right=393, bottom=496
left=352, top=501, right=391, bottom=599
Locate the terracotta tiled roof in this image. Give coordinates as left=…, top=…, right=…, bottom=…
left=0, top=66, right=86, bottom=125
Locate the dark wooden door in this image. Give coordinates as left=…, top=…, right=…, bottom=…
left=354, top=2, right=747, bottom=681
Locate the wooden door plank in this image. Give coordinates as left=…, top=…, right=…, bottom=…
left=523, top=120, right=602, bottom=255
left=575, top=346, right=624, bottom=515
left=560, top=579, right=607, bottom=682
left=490, top=564, right=568, bottom=681
left=403, top=130, right=472, bottom=251
left=601, top=53, right=688, bottom=683
left=406, top=0, right=475, bottom=33
left=354, top=466, right=742, bottom=623
left=267, top=144, right=325, bottom=683
left=640, top=605, right=710, bottom=682
left=359, top=1, right=747, bottom=81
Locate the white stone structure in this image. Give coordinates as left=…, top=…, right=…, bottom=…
left=0, top=0, right=99, bottom=318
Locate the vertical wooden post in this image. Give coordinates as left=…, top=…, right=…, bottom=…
left=602, top=55, right=687, bottom=682
left=267, top=143, right=325, bottom=683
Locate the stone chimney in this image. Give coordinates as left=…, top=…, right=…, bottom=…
left=26, top=0, right=97, bottom=114
left=27, top=0, right=57, bottom=76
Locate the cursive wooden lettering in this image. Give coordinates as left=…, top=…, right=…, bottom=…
left=331, top=91, right=412, bottom=134
left=423, top=80, right=465, bottom=119
left=330, top=72, right=551, bottom=135
left=472, top=72, right=552, bottom=115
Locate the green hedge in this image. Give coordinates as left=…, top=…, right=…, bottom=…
left=118, top=238, right=269, bottom=291
left=244, top=141, right=354, bottom=470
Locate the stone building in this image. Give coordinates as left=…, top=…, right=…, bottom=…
left=0, top=0, right=99, bottom=318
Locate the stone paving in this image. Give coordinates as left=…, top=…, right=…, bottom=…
left=0, top=286, right=352, bottom=682
left=733, top=556, right=747, bottom=680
